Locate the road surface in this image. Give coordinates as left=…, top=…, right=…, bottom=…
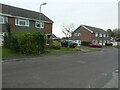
left=2, top=48, right=118, bottom=88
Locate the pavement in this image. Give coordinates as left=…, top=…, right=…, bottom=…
left=2, top=48, right=118, bottom=88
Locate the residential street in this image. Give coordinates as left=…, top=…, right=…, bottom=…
left=2, top=48, right=118, bottom=88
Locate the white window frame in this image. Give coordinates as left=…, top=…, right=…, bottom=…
left=95, top=33, right=98, bottom=37
left=99, top=33, right=103, bottom=37
left=99, top=40, right=102, bottom=43
left=77, top=33, right=81, bottom=36
left=0, top=16, right=4, bottom=24
left=74, top=33, right=77, bottom=36
left=104, top=40, right=106, bottom=43
left=15, top=18, right=29, bottom=27
left=35, top=21, right=44, bottom=28
left=103, top=34, right=106, bottom=37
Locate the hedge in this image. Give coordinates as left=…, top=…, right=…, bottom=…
left=4, top=31, right=46, bottom=54
left=50, top=41, right=61, bottom=50
left=81, top=41, right=92, bottom=46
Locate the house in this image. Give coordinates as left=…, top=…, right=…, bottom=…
left=0, top=4, right=53, bottom=45
left=72, top=25, right=110, bottom=46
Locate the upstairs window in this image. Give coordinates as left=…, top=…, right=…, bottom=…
left=74, top=33, right=80, bottom=37
left=95, top=33, right=98, bottom=37
left=99, top=33, right=103, bottom=37
left=103, top=34, right=106, bottom=37
left=35, top=21, right=44, bottom=28
left=15, top=18, right=29, bottom=27
left=0, top=16, right=4, bottom=24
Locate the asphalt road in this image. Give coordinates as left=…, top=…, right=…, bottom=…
left=2, top=48, right=118, bottom=88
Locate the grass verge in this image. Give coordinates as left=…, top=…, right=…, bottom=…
left=76, top=46, right=102, bottom=51
left=0, top=47, right=19, bottom=57
left=46, top=47, right=77, bottom=53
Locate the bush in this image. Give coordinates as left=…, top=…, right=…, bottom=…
left=4, top=33, right=19, bottom=52
left=50, top=41, right=61, bottom=50
left=81, top=42, right=92, bottom=46
left=4, top=31, right=46, bottom=54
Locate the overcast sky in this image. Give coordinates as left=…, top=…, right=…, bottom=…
left=0, top=0, right=119, bottom=37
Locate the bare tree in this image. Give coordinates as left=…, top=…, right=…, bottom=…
left=62, top=24, right=75, bottom=40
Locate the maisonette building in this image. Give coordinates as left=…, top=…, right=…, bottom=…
left=72, top=25, right=110, bottom=46
left=0, top=4, right=53, bottom=44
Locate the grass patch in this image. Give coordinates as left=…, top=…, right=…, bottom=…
left=77, top=46, right=101, bottom=51
left=113, top=46, right=120, bottom=48
left=0, top=47, right=19, bottom=57
left=46, top=47, right=77, bottom=53
left=103, top=46, right=120, bottom=48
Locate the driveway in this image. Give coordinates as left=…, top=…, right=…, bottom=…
left=2, top=48, right=118, bottom=88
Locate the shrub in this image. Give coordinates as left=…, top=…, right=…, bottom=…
left=81, top=42, right=92, bottom=46
left=3, top=33, right=19, bottom=52
left=50, top=41, right=61, bottom=50
left=4, top=31, right=46, bottom=54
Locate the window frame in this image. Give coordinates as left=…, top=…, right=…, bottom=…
left=35, top=21, right=44, bottom=28
left=15, top=18, right=29, bottom=27
left=99, top=33, right=103, bottom=37
left=0, top=16, right=4, bottom=24
left=95, top=33, right=98, bottom=37
left=103, top=34, right=106, bottom=37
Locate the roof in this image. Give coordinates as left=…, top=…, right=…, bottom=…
left=82, top=25, right=108, bottom=34
left=0, top=4, right=53, bottom=23
left=73, top=25, right=108, bottom=34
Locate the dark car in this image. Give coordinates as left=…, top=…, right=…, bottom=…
left=61, top=40, right=77, bottom=48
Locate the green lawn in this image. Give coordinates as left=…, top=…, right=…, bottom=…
left=76, top=46, right=102, bottom=51
left=46, top=47, right=77, bottom=53
left=0, top=46, right=104, bottom=58
left=1, top=47, right=78, bottom=57
left=0, top=47, right=18, bottom=57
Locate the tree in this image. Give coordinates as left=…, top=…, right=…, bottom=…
left=107, top=29, right=113, bottom=37
left=62, top=24, right=75, bottom=39
left=62, top=24, right=75, bottom=48
left=107, top=28, right=120, bottom=38
left=112, top=28, right=120, bottom=38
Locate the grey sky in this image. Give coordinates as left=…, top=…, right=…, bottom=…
left=0, top=0, right=119, bottom=37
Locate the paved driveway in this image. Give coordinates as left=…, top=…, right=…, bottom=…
left=2, top=48, right=118, bottom=88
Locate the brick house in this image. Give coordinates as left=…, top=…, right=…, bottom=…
left=0, top=4, right=53, bottom=44
left=72, top=25, right=110, bottom=46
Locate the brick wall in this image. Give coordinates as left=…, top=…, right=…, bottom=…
left=80, top=26, right=93, bottom=42
left=44, top=23, right=52, bottom=34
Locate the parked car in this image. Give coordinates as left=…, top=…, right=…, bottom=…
left=61, top=40, right=77, bottom=48
left=89, top=43, right=102, bottom=48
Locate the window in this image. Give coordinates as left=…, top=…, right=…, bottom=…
left=99, top=33, right=103, bottom=37
left=103, top=34, right=106, bottom=37
left=99, top=40, right=102, bottom=43
left=95, top=33, right=98, bottom=37
left=35, top=21, right=44, bottom=28
left=15, top=18, right=29, bottom=27
left=78, top=33, right=81, bottom=36
left=0, top=32, right=4, bottom=40
left=74, top=33, right=80, bottom=37
left=0, top=16, right=4, bottom=24
left=104, top=40, right=106, bottom=43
